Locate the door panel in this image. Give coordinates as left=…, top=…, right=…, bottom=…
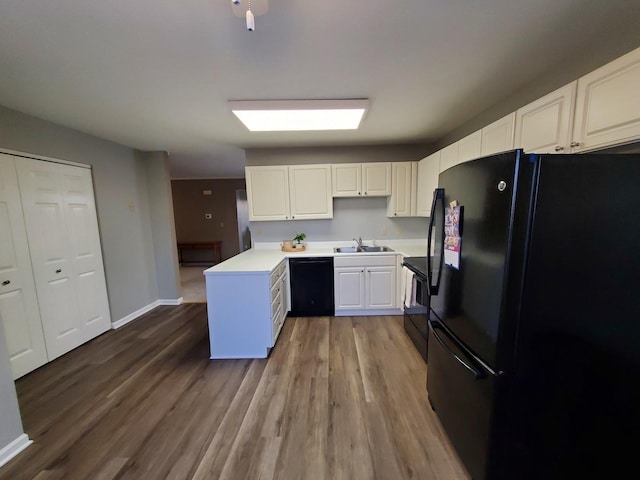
left=334, top=267, right=365, bottom=309
left=367, top=267, right=395, bottom=308
left=16, top=160, right=84, bottom=359
left=0, top=154, right=48, bottom=378
left=60, top=169, right=110, bottom=336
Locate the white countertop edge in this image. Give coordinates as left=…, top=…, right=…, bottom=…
left=204, top=238, right=428, bottom=275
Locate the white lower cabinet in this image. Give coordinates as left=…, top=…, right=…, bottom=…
left=207, top=259, right=288, bottom=359
left=0, top=153, right=111, bottom=378
left=334, top=255, right=398, bottom=315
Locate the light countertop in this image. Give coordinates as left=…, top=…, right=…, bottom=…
left=203, top=239, right=427, bottom=275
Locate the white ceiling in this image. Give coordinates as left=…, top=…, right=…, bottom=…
left=1, top=0, right=639, bottom=178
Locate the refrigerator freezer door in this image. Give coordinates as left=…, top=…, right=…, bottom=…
left=427, top=320, right=495, bottom=480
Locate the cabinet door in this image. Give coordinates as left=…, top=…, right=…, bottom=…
left=334, top=267, right=366, bottom=310
left=387, top=162, right=412, bottom=217
left=246, top=166, right=290, bottom=221
left=366, top=266, right=396, bottom=309
left=439, top=142, right=459, bottom=173
left=332, top=163, right=362, bottom=197
left=515, top=82, right=576, bottom=154
left=416, top=152, right=440, bottom=217
left=458, top=130, right=482, bottom=163
left=0, top=155, right=48, bottom=379
left=288, top=164, right=333, bottom=220
left=16, top=160, right=84, bottom=360
left=481, top=112, right=516, bottom=156
left=573, top=46, right=640, bottom=152
left=362, top=163, right=391, bottom=196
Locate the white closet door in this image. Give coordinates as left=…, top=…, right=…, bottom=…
left=0, top=154, right=48, bottom=378
left=58, top=166, right=111, bottom=340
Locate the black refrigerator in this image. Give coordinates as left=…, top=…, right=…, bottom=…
left=425, top=149, right=640, bottom=480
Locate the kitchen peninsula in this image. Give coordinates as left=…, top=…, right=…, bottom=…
left=204, top=240, right=426, bottom=359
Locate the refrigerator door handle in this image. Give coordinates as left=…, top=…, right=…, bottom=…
left=427, top=188, right=445, bottom=296
left=430, top=323, right=487, bottom=380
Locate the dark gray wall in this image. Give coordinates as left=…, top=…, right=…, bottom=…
left=171, top=178, right=247, bottom=261
left=246, top=144, right=433, bottom=166
left=140, top=151, right=180, bottom=300
left=437, top=43, right=640, bottom=150
left=0, top=104, right=178, bottom=320
left=0, top=318, right=24, bottom=452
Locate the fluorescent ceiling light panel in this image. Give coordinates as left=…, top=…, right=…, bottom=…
left=230, top=99, right=369, bottom=131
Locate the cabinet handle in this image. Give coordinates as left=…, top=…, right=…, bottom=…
left=358, top=192, right=361, bottom=195
left=1, top=280, right=10, bottom=286
left=364, top=192, right=368, bottom=195
left=55, top=269, right=62, bottom=274
left=554, top=145, right=565, bottom=152
left=570, top=141, right=581, bottom=148
left=292, top=216, right=295, bottom=219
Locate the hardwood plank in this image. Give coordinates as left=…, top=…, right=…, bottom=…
left=0, top=307, right=470, bottom=480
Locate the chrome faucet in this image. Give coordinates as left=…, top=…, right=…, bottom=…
left=354, top=236, right=363, bottom=248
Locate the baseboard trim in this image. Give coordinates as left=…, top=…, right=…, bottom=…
left=0, top=434, right=32, bottom=469
left=334, top=308, right=403, bottom=317
left=111, top=297, right=184, bottom=329
left=159, top=297, right=183, bottom=306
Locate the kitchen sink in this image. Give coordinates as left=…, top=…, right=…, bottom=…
left=334, top=246, right=394, bottom=253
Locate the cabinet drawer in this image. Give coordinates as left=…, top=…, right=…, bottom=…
left=334, top=254, right=397, bottom=268
left=270, top=260, right=286, bottom=287
left=271, top=288, right=283, bottom=319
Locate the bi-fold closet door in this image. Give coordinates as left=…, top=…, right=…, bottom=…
left=0, top=153, right=111, bottom=379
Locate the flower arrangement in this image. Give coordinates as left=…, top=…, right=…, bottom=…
left=293, top=232, right=306, bottom=246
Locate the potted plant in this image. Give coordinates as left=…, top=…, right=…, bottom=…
left=293, top=232, right=306, bottom=249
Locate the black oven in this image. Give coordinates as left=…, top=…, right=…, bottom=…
left=402, top=257, right=430, bottom=362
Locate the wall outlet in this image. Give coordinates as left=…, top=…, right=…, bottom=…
left=379, top=226, right=388, bottom=236
left=204, top=213, right=212, bottom=219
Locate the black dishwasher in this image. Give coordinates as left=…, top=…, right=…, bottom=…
left=288, top=257, right=335, bottom=316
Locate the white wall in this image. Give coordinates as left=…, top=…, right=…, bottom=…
left=252, top=197, right=427, bottom=243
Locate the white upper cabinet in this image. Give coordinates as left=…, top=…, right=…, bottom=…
left=515, top=82, right=577, bottom=154
left=387, top=161, right=416, bottom=217
left=331, top=163, right=361, bottom=197
left=246, top=166, right=290, bottom=221
left=457, top=130, right=482, bottom=163
left=362, top=163, right=392, bottom=196
left=439, top=142, right=460, bottom=173
left=246, top=164, right=332, bottom=221
left=332, top=162, right=391, bottom=197
left=416, top=152, right=440, bottom=217
left=481, top=112, right=516, bottom=157
left=288, top=164, right=333, bottom=220
left=572, top=46, right=640, bottom=152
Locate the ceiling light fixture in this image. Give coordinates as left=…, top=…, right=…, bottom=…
left=229, top=99, right=370, bottom=132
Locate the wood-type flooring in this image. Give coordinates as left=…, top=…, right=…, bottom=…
left=0, top=304, right=470, bottom=480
